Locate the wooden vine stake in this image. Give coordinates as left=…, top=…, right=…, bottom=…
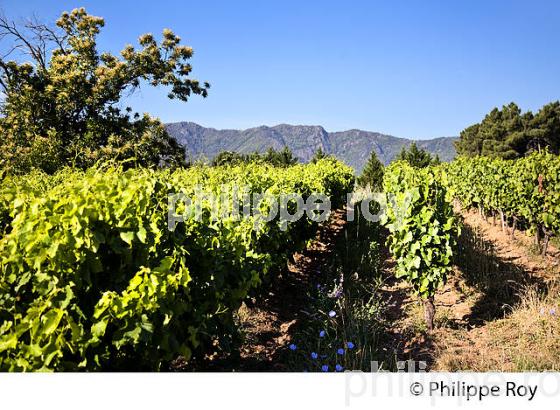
left=499, top=209, right=506, bottom=233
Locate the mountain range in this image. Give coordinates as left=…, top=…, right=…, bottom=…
left=165, top=122, right=457, bottom=172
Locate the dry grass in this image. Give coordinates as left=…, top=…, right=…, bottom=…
left=435, top=283, right=560, bottom=371
left=384, top=209, right=560, bottom=372
left=431, top=210, right=560, bottom=371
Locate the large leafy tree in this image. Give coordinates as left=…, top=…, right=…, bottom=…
left=0, top=8, right=209, bottom=173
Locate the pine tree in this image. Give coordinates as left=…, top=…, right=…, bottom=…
left=395, top=142, right=435, bottom=168
left=357, top=150, right=384, bottom=191
left=455, top=101, right=560, bottom=158
left=311, top=147, right=332, bottom=163
left=211, top=151, right=244, bottom=166
left=262, top=147, right=298, bottom=167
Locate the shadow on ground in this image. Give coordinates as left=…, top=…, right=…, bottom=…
left=377, top=218, right=548, bottom=371
left=455, top=223, right=547, bottom=325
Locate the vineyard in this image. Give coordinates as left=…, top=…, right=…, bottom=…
left=0, top=159, right=354, bottom=370
left=0, top=148, right=560, bottom=371
left=444, top=152, right=560, bottom=253
left=0, top=152, right=559, bottom=371
left=2, top=5, right=560, bottom=410
left=383, top=161, right=460, bottom=331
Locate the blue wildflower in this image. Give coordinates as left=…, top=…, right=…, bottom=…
left=551, top=308, right=557, bottom=316
left=335, top=364, right=343, bottom=372
left=337, top=348, right=344, bottom=355
left=321, top=365, right=329, bottom=372
left=319, top=330, right=326, bottom=338
left=328, top=310, right=336, bottom=318
left=347, top=342, right=355, bottom=349
left=289, top=343, right=297, bottom=351
left=311, top=352, right=318, bottom=360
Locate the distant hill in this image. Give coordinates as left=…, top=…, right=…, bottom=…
left=166, top=122, right=457, bottom=172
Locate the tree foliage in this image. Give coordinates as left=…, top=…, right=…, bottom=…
left=210, top=151, right=246, bottom=166
left=455, top=102, right=560, bottom=159
left=357, top=150, right=384, bottom=191
left=211, top=147, right=299, bottom=167
left=0, top=8, right=209, bottom=174
left=395, top=142, right=438, bottom=168
left=311, top=147, right=333, bottom=163
left=263, top=146, right=298, bottom=166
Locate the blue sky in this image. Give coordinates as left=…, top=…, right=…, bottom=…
left=2, top=0, right=560, bottom=139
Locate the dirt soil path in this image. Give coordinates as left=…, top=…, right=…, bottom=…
left=379, top=209, right=560, bottom=371
left=236, top=209, right=347, bottom=370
